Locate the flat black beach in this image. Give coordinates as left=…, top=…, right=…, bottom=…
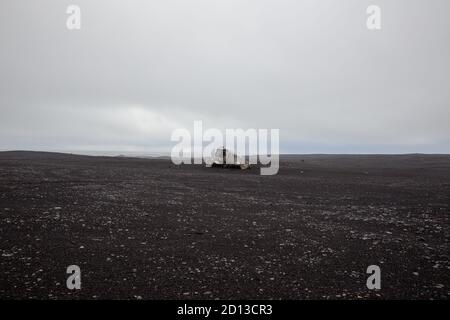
left=0, top=151, right=449, bottom=299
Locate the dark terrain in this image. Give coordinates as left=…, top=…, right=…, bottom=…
left=0, top=151, right=449, bottom=299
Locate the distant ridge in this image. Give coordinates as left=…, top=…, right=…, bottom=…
left=0, top=150, right=171, bottom=161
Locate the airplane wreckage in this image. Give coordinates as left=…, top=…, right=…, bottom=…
left=205, top=148, right=250, bottom=170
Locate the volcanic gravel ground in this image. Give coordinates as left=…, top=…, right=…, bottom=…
left=0, top=151, right=449, bottom=299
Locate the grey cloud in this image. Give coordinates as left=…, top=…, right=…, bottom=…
left=1, top=0, right=449, bottom=153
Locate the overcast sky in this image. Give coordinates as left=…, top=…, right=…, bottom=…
left=1, top=0, right=449, bottom=154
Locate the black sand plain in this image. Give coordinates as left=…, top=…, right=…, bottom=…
left=0, top=151, right=449, bottom=299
